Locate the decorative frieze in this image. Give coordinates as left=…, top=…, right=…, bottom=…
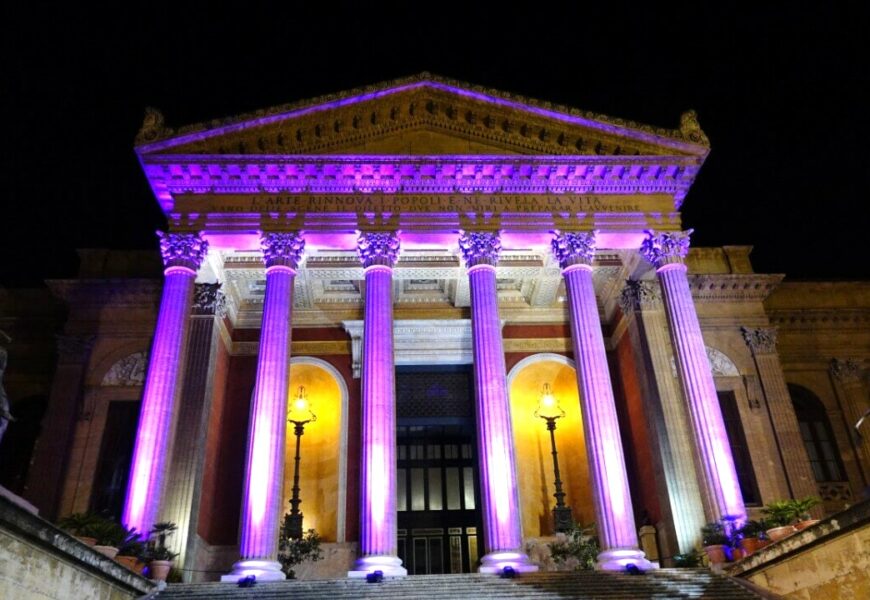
left=458, top=232, right=501, bottom=268
left=261, top=232, right=305, bottom=269
left=192, top=283, right=227, bottom=316
left=640, top=229, right=692, bottom=269
left=551, top=231, right=596, bottom=269
left=741, top=327, right=778, bottom=355
left=101, top=351, right=149, bottom=386
left=157, top=231, right=208, bottom=271
left=618, top=280, right=661, bottom=313
left=357, top=232, right=400, bottom=268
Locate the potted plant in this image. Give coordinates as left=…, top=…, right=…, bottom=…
left=791, top=496, right=821, bottom=531
left=737, top=520, right=766, bottom=555
left=89, top=518, right=127, bottom=559
left=115, top=528, right=145, bottom=571
left=56, top=512, right=101, bottom=546
left=701, top=521, right=730, bottom=564
left=761, top=500, right=796, bottom=542
left=147, top=522, right=179, bottom=582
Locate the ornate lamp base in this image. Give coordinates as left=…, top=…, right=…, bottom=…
left=478, top=551, right=539, bottom=574
left=347, top=555, right=407, bottom=578
left=553, top=505, right=574, bottom=533
left=221, top=559, right=286, bottom=582
left=596, top=548, right=656, bottom=572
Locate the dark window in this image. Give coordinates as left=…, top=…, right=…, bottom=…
left=789, top=384, right=846, bottom=482
left=718, top=391, right=761, bottom=505
left=90, top=401, right=140, bottom=519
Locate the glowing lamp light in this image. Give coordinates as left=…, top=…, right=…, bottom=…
left=535, top=383, right=565, bottom=421
left=288, top=386, right=317, bottom=425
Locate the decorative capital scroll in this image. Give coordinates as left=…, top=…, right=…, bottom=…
left=157, top=231, right=208, bottom=271
left=458, top=232, right=501, bottom=268
left=640, top=229, right=693, bottom=269
left=618, top=280, right=661, bottom=313
left=357, top=232, right=400, bottom=268
left=192, top=283, right=227, bottom=316
left=260, top=232, right=305, bottom=269
left=551, top=231, right=596, bottom=269
left=830, top=358, right=863, bottom=383
left=741, top=326, right=778, bottom=355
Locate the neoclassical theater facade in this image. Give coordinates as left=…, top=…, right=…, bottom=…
left=17, top=75, right=869, bottom=581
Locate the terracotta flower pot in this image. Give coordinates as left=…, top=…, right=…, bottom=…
left=740, top=537, right=762, bottom=555
left=704, top=544, right=728, bottom=564
left=150, top=559, right=173, bottom=581
left=793, top=519, right=820, bottom=531
left=94, top=545, right=119, bottom=559
left=134, top=560, right=147, bottom=576
left=765, top=525, right=796, bottom=542
left=76, top=536, right=97, bottom=546
left=115, top=555, right=138, bottom=570
left=730, top=547, right=744, bottom=561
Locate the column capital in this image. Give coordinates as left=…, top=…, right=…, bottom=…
left=551, top=231, right=596, bottom=269
left=618, top=280, right=661, bottom=313
left=741, top=326, right=778, bottom=355
left=459, top=231, right=501, bottom=268
left=261, top=232, right=305, bottom=269
left=158, top=231, right=208, bottom=271
left=192, top=283, right=227, bottom=316
left=640, top=229, right=693, bottom=269
left=356, top=231, right=400, bottom=268
left=830, top=358, right=864, bottom=383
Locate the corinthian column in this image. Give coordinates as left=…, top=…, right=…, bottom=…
left=640, top=230, right=745, bottom=521
left=223, top=232, right=304, bottom=583
left=124, top=231, right=207, bottom=537
left=552, top=233, right=651, bottom=571
left=459, top=232, right=536, bottom=574
left=830, top=358, right=870, bottom=480
left=742, top=327, right=819, bottom=506
left=349, top=232, right=407, bottom=578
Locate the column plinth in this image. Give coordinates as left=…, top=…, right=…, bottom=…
left=553, top=232, right=653, bottom=571
left=460, top=232, right=537, bottom=574
left=223, top=233, right=304, bottom=583
left=641, top=230, right=745, bottom=521
left=123, top=232, right=207, bottom=538
left=349, top=232, right=407, bottom=578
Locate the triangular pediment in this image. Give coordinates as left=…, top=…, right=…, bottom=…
left=136, top=73, right=709, bottom=158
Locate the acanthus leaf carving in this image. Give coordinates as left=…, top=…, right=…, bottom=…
left=640, top=229, right=692, bottom=269
left=551, top=231, right=596, bottom=269
left=458, top=232, right=501, bottom=268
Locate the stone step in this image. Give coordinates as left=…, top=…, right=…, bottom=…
left=155, top=569, right=774, bottom=599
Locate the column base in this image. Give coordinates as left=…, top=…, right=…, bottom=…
left=595, top=548, right=657, bottom=572
left=221, top=559, right=286, bottom=583
left=347, top=555, right=407, bottom=578
left=478, top=551, right=539, bottom=574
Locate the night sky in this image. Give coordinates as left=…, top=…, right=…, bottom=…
left=4, top=4, right=867, bottom=285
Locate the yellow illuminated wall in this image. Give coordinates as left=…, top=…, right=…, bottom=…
left=282, top=361, right=343, bottom=542
left=509, top=358, right=594, bottom=537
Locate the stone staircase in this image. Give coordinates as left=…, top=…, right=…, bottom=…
left=154, top=569, right=776, bottom=599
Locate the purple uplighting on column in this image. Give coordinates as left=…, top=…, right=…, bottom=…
left=223, top=232, right=304, bottom=583
left=552, top=232, right=653, bottom=571
left=124, top=232, right=207, bottom=538
left=349, top=232, right=407, bottom=578
left=641, top=230, right=745, bottom=521
left=459, top=232, right=537, bottom=574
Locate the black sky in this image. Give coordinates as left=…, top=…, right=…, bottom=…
left=3, top=4, right=867, bottom=285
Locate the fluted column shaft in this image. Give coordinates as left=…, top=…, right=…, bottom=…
left=225, top=233, right=304, bottom=583
left=350, top=232, right=406, bottom=578
left=124, top=232, right=207, bottom=537
left=831, top=359, right=870, bottom=482
left=642, top=230, right=745, bottom=521
left=459, top=232, right=535, bottom=574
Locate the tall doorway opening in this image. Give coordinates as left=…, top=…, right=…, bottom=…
left=396, top=366, right=482, bottom=574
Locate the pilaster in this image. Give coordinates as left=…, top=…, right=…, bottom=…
left=830, top=358, right=870, bottom=482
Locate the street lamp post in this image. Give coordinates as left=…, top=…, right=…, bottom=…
left=287, top=385, right=316, bottom=539
left=535, top=383, right=573, bottom=533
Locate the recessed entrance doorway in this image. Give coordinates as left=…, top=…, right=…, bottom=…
left=396, top=366, right=483, bottom=574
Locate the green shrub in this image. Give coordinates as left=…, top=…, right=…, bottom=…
left=673, top=550, right=702, bottom=567
left=701, top=521, right=729, bottom=546
left=278, top=525, right=323, bottom=579
left=547, top=522, right=599, bottom=571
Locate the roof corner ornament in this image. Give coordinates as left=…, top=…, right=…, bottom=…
left=136, top=107, right=173, bottom=144
left=680, top=110, right=709, bottom=145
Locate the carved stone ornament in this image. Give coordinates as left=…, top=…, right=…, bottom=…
left=157, top=231, right=208, bottom=270
left=101, top=351, right=149, bottom=386
left=458, top=232, right=501, bottom=267
left=680, top=110, right=709, bottom=145
left=639, top=229, right=693, bottom=268
left=261, top=232, right=305, bottom=268
left=135, top=107, right=174, bottom=144
left=741, top=326, right=778, bottom=355
left=193, top=283, right=227, bottom=316
left=830, top=358, right=863, bottom=383
left=551, top=231, right=596, bottom=269
left=618, top=280, right=661, bottom=313
left=357, top=232, right=400, bottom=268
